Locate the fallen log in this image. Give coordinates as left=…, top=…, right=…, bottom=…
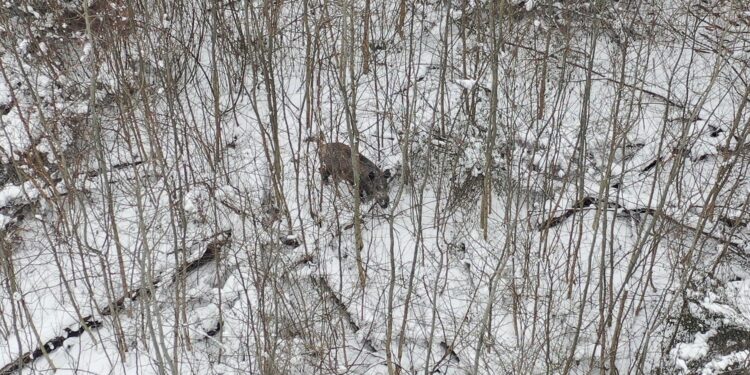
left=0, top=230, right=232, bottom=375
left=537, top=198, right=744, bottom=253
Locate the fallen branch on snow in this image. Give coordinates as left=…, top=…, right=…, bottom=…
left=0, top=230, right=232, bottom=375
left=538, top=197, right=744, bottom=254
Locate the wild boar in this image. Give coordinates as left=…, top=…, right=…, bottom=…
left=318, top=142, right=391, bottom=208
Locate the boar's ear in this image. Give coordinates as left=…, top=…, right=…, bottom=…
left=369, top=171, right=376, bottom=180
left=383, top=169, right=392, bottom=179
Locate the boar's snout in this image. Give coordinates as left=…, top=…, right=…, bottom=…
left=365, top=168, right=390, bottom=209
left=376, top=193, right=389, bottom=208
left=373, top=169, right=391, bottom=208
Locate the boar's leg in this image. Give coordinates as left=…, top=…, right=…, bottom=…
left=320, top=166, right=331, bottom=183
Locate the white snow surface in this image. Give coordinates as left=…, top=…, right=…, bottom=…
left=1, top=1, right=749, bottom=374
left=671, top=329, right=716, bottom=372
left=701, top=350, right=749, bottom=375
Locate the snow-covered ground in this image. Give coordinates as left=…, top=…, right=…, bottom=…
left=1, top=0, right=749, bottom=374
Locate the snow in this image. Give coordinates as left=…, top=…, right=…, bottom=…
left=701, top=350, right=749, bottom=375
left=191, top=304, right=221, bottom=336
left=1, top=1, right=749, bottom=374
left=0, top=182, right=36, bottom=207
left=0, top=214, right=10, bottom=227
left=23, top=4, right=40, bottom=19
left=81, top=41, right=92, bottom=62
left=455, top=79, right=477, bottom=90
left=723, top=279, right=750, bottom=327
left=18, top=39, right=29, bottom=55
left=699, top=301, right=736, bottom=320
left=670, top=329, right=716, bottom=372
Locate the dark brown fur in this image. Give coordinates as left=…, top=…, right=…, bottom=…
left=318, top=142, right=390, bottom=208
